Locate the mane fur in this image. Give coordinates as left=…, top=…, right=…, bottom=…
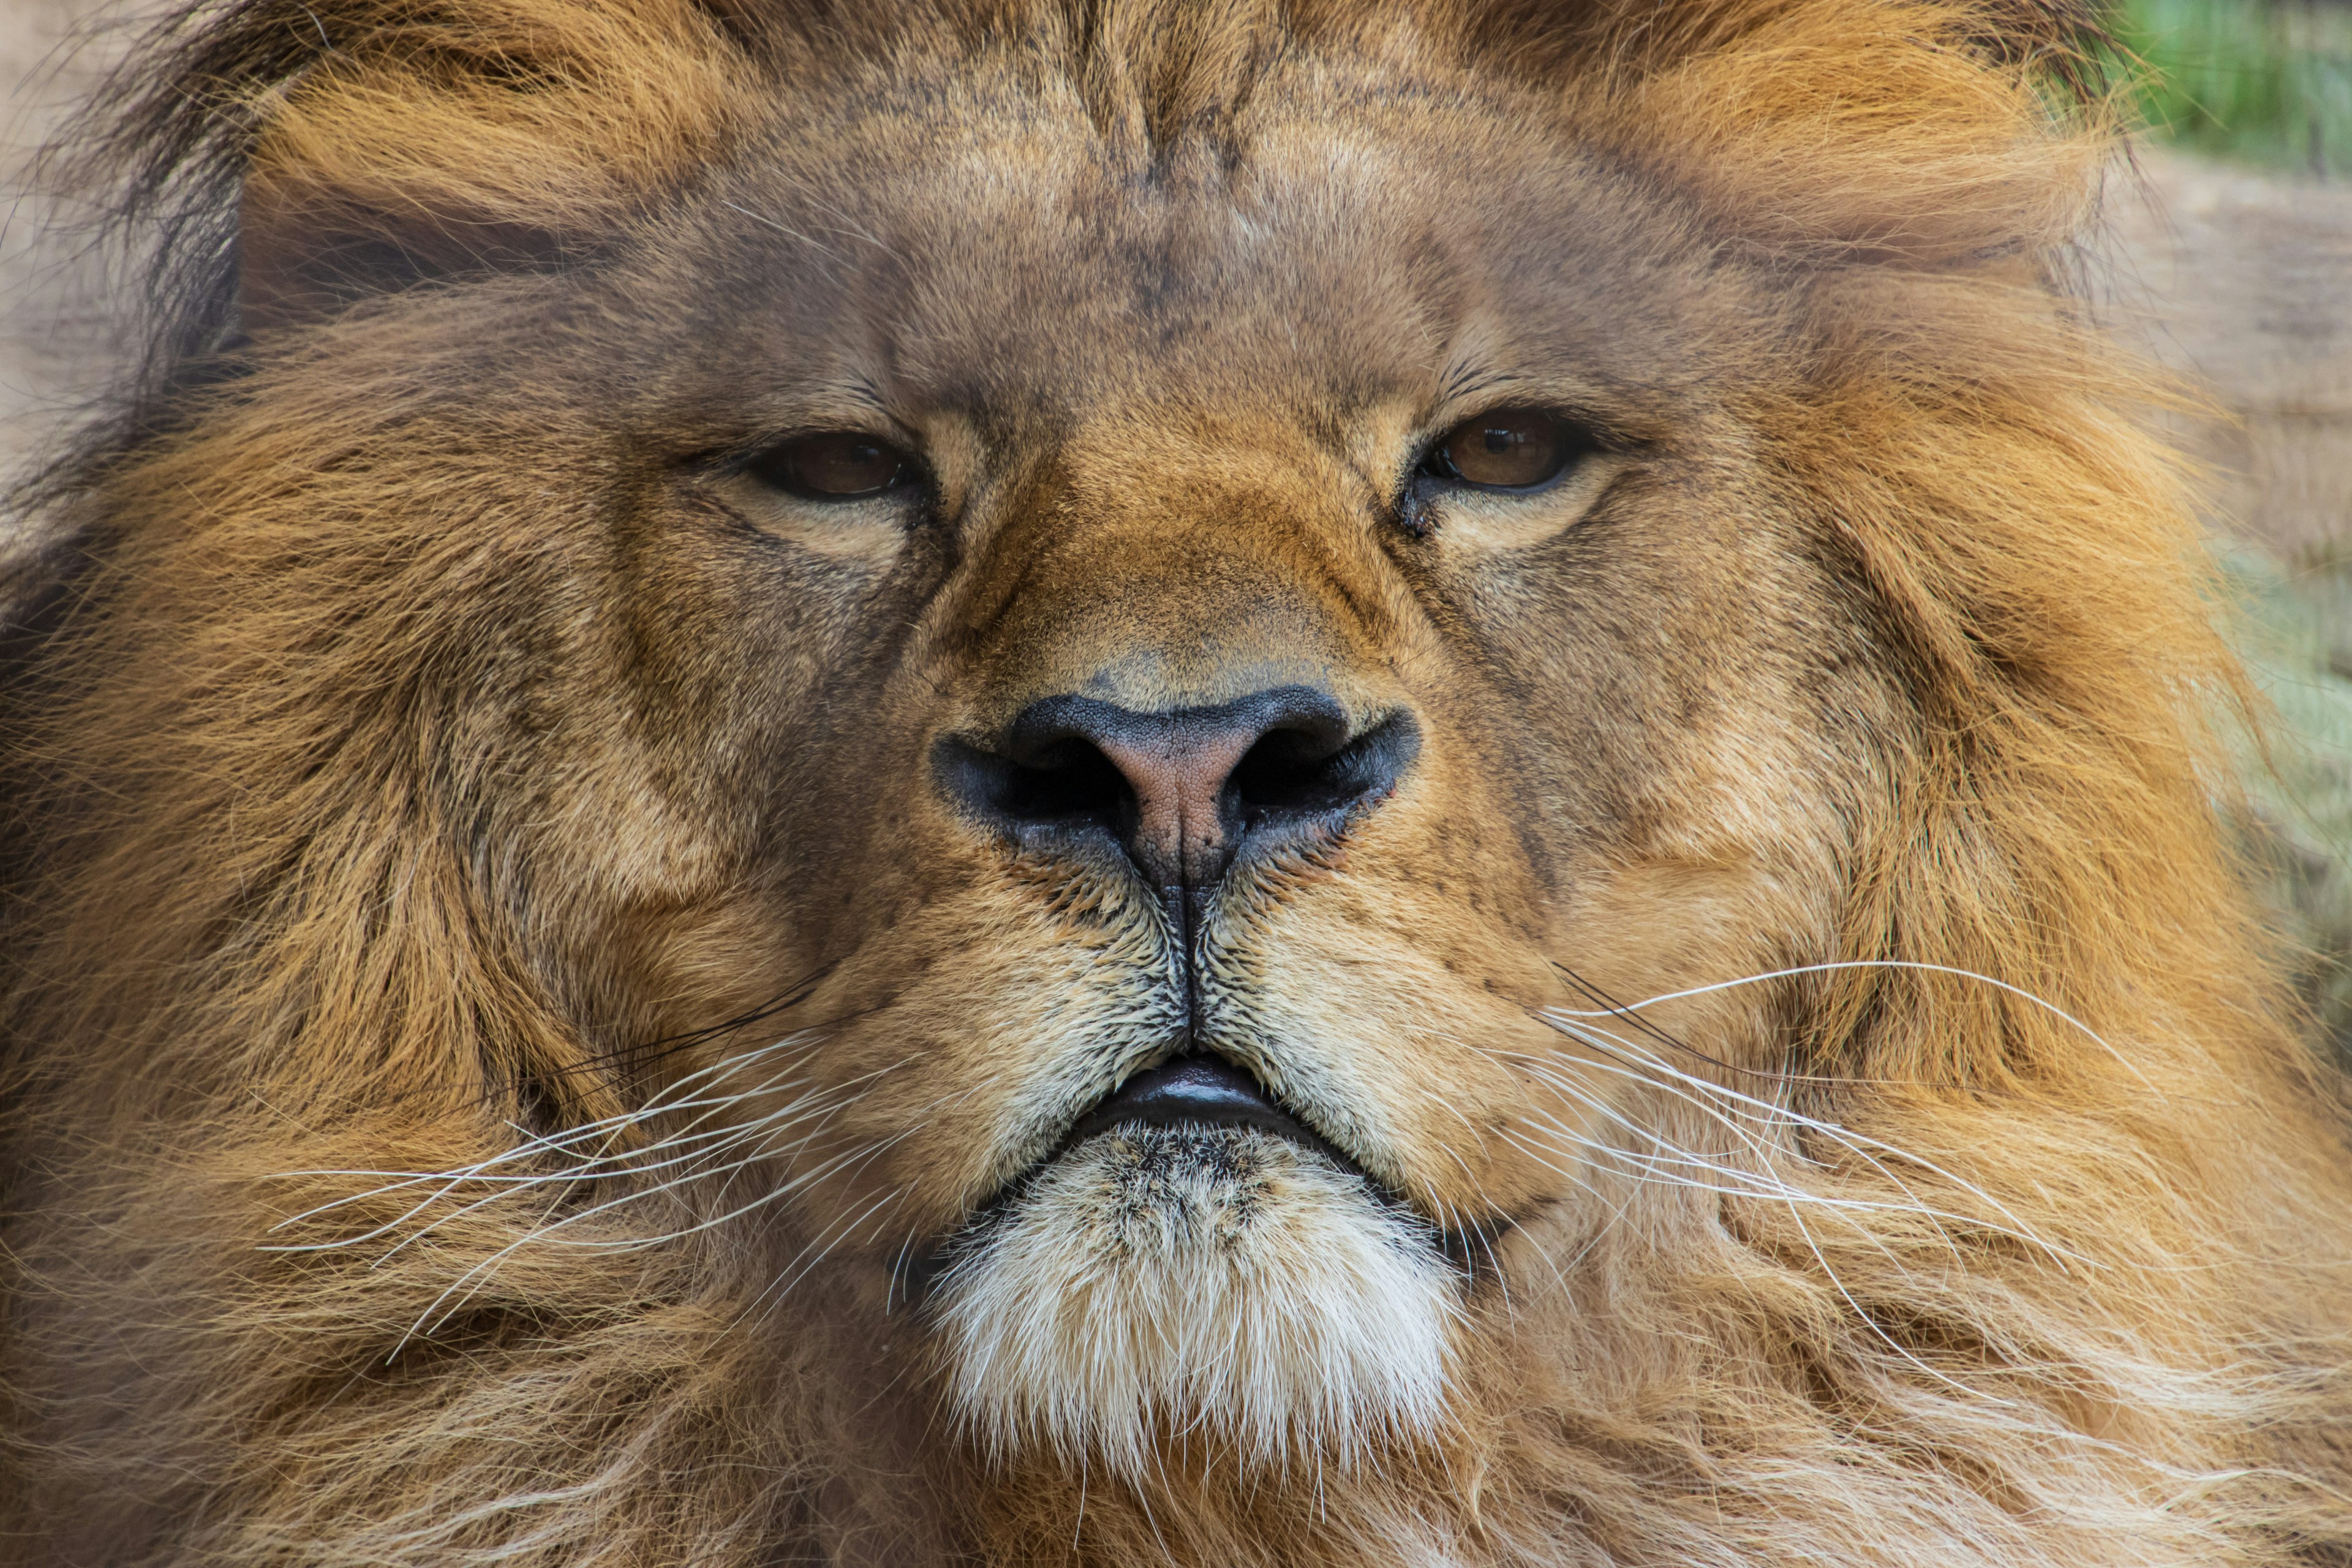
left=5, top=2, right=2350, bottom=1564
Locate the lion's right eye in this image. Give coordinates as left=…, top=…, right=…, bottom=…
left=745, top=433, right=918, bottom=500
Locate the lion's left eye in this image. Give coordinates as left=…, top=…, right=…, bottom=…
left=1419, top=409, right=1588, bottom=491
left=745, top=432, right=917, bottom=500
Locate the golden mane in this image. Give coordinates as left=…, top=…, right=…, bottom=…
left=4, top=1, right=2348, bottom=1562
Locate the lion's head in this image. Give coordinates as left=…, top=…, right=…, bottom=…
left=4, top=1, right=2349, bottom=1562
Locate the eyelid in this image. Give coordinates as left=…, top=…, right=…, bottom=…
left=723, top=429, right=903, bottom=466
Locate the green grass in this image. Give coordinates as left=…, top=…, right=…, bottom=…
left=2224, top=548, right=2352, bottom=1060
left=2110, top=0, right=2352, bottom=174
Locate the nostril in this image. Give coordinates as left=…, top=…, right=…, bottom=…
left=933, top=735, right=1134, bottom=839
left=1227, top=722, right=1352, bottom=816
left=1003, top=739, right=1133, bottom=828
left=1228, top=714, right=1416, bottom=824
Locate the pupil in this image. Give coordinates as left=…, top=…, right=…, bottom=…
left=742, top=433, right=918, bottom=500
left=796, top=435, right=902, bottom=496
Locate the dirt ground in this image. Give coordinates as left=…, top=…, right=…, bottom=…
left=0, top=0, right=115, bottom=488
left=2109, top=152, right=2352, bottom=562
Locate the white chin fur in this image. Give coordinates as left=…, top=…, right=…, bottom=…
left=932, top=1126, right=1461, bottom=1479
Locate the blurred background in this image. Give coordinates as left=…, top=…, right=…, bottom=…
left=2100, top=0, right=2352, bottom=1057
left=4, top=0, right=2348, bottom=1054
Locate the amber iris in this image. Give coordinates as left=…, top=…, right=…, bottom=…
left=750, top=432, right=913, bottom=499
left=1423, top=409, right=1578, bottom=490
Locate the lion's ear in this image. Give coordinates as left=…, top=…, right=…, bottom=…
left=228, top=0, right=748, bottom=326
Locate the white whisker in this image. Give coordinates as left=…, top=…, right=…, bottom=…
left=1548, top=959, right=2163, bottom=1098
left=1527, top=1012, right=2083, bottom=1268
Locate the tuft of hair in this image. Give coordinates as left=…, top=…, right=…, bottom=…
left=932, top=1129, right=1461, bottom=1481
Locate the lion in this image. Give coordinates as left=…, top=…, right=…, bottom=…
left=3, top=0, right=2349, bottom=1562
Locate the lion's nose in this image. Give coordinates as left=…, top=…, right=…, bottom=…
left=935, top=687, right=1417, bottom=896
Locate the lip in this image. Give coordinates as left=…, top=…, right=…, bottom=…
left=1058, top=1055, right=1365, bottom=1172
left=896, top=1054, right=1517, bottom=1308
left=896, top=1055, right=1374, bottom=1302
left=1047, top=1055, right=1525, bottom=1267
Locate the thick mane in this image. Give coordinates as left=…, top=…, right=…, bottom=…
left=5, top=2, right=2349, bottom=1564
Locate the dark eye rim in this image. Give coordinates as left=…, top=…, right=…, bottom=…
left=735, top=430, right=929, bottom=503
left=1412, top=406, right=1602, bottom=496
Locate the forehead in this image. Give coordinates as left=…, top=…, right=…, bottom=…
left=660, top=42, right=1755, bottom=429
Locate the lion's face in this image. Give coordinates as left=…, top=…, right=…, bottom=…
left=20, top=2, right=2347, bottom=1561
left=477, top=48, right=1869, bottom=1472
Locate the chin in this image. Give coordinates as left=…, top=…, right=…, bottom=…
left=930, top=1075, right=1463, bottom=1481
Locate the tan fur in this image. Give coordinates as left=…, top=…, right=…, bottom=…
left=5, top=1, right=2350, bottom=1563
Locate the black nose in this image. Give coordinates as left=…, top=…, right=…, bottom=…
left=935, top=686, right=1417, bottom=896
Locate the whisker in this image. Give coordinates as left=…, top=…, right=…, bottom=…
left=265, top=1034, right=832, bottom=1229
left=396, top=1113, right=912, bottom=1353
left=1491, top=1112, right=2017, bottom=1403
left=355, top=1078, right=852, bottom=1268
left=263, top=1047, right=837, bottom=1253
left=1507, top=1042, right=2062, bottom=1261
left=1551, top=959, right=2163, bottom=1099
left=1525, top=1014, right=2082, bottom=1268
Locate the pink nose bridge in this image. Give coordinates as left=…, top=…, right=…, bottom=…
left=1091, top=726, right=1259, bottom=888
